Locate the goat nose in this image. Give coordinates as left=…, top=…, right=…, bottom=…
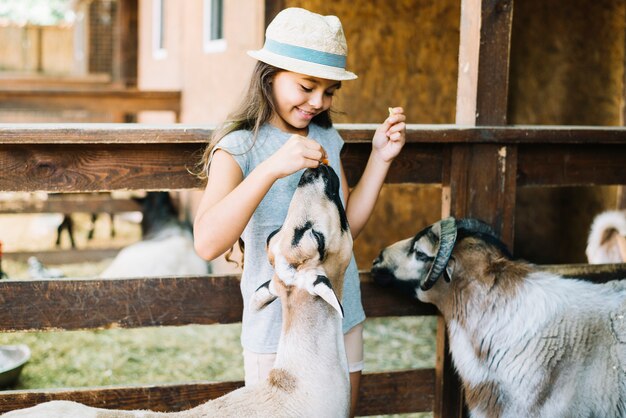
left=298, top=167, right=323, bottom=187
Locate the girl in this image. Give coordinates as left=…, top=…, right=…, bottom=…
left=193, top=7, right=406, bottom=417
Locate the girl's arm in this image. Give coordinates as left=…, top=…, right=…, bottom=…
left=342, top=107, right=406, bottom=239
left=193, top=135, right=326, bottom=261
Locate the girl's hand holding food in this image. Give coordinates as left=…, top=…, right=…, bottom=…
left=263, top=134, right=327, bottom=179
left=372, top=106, right=406, bottom=163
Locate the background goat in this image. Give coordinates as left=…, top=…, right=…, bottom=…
left=100, top=191, right=209, bottom=278
left=3, top=165, right=352, bottom=418
left=586, top=209, right=626, bottom=264
left=372, top=217, right=626, bottom=418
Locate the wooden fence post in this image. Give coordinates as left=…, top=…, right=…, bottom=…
left=438, top=0, right=515, bottom=416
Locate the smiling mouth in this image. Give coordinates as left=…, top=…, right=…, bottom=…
left=296, top=108, right=316, bottom=118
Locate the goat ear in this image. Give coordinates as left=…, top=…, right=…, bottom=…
left=313, top=275, right=344, bottom=318
left=250, top=279, right=278, bottom=311
left=444, top=257, right=455, bottom=282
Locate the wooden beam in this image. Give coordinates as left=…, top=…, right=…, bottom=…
left=0, top=369, right=434, bottom=415
left=0, top=265, right=621, bottom=333
left=0, top=196, right=141, bottom=214
left=0, top=274, right=437, bottom=332
left=0, top=90, right=180, bottom=114
left=4, top=124, right=626, bottom=145
left=264, top=0, right=286, bottom=28
left=1, top=125, right=625, bottom=192
left=446, top=0, right=516, bottom=416
left=3, top=248, right=121, bottom=264
left=113, top=0, right=138, bottom=87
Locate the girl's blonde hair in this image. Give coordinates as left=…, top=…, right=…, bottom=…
left=196, top=61, right=333, bottom=180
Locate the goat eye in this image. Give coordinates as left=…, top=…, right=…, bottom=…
left=311, top=229, right=326, bottom=261
left=415, top=251, right=434, bottom=263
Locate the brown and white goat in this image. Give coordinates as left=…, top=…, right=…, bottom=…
left=2, top=164, right=352, bottom=418
left=586, top=210, right=626, bottom=264
left=372, top=217, right=626, bottom=418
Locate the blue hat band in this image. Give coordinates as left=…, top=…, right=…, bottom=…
left=264, top=38, right=346, bottom=69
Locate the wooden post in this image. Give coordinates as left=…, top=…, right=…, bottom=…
left=437, top=1, right=515, bottom=417
left=618, top=24, right=626, bottom=209
left=113, top=0, right=138, bottom=87
left=265, top=0, right=286, bottom=28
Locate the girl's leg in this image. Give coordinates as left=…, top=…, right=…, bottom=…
left=344, top=322, right=364, bottom=418
left=242, top=349, right=277, bottom=386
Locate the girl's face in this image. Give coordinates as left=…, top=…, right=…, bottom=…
left=270, top=71, right=341, bottom=135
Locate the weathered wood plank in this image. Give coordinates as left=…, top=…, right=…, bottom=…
left=0, top=275, right=435, bottom=332
left=450, top=0, right=516, bottom=414
left=0, top=90, right=180, bottom=113
left=0, top=265, right=622, bottom=333
left=0, top=276, right=244, bottom=332
left=0, top=124, right=210, bottom=144
left=3, top=140, right=625, bottom=192
left=4, top=248, right=121, bottom=264
left=517, top=144, right=626, bottom=186
left=2, top=124, right=626, bottom=144
left=0, top=143, right=203, bottom=192
left=0, top=196, right=141, bottom=214
left=0, top=369, right=434, bottom=415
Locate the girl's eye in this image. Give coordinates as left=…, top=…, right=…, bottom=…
left=324, top=91, right=335, bottom=97
left=300, top=85, right=313, bottom=93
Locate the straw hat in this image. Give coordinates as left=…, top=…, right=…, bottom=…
left=248, top=8, right=357, bottom=81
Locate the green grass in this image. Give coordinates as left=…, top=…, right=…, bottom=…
left=0, top=317, right=436, bottom=418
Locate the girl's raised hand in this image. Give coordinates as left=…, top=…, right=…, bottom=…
left=263, top=134, right=327, bottom=179
left=372, top=107, right=406, bottom=163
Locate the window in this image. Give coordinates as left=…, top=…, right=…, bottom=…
left=152, top=0, right=166, bottom=59
left=203, top=0, right=226, bottom=53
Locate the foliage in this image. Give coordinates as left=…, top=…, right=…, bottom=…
left=0, top=0, right=73, bottom=25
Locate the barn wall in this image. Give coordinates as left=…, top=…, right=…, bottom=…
left=509, top=0, right=625, bottom=263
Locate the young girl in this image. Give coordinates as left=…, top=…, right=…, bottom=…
left=193, top=7, right=406, bottom=417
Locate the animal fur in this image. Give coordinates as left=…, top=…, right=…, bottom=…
left=100, top=192, right=209, bottom=278
left=586, top=210, right=626, bottom=264
left=372, top=217, right=626, bottom=418
left=2, top=165, right=351, bottom=418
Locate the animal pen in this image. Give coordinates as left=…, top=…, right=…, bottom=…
left=0, top=2, right=626, bottom=418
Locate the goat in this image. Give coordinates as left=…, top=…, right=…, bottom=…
left=371, top=217, right=626, bottom=418
left=586, top=210, right=626, bottom=264
left=100, top=192, right=209, bottom=278
left=54, top=192, right=116, bottom=249
left=2, top=164, right=352, bottom=418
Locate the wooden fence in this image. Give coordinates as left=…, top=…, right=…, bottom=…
left=0, top=124, right=625, bottom=416
left=0, top=89, right=181, bottom=122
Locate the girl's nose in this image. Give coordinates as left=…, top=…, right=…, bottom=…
left=308, top=93, right=323, bottom=109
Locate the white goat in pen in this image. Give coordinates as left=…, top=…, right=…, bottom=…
left=586, top=210, right=626, bottom=264
left=100, top=192, right=209, bottom=278
left=2, top=164, right=352, bottom=418
left=371, top=217, right=626, bottom=418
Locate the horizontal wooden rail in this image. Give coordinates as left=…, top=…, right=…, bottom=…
left=4, top=248, right=122, bottom=264
left=0, top=196, right=141, bottom=214
left=0, top=369, right=435, bottom=415
left=0, top=265, right=623, bottom=333
left=0, top=124, right=625, bottom=192
left=0, top=263, right=622, bottom=414
left=0, top=274, right=436, bottom=332
left=0, top=90, right=181, bottom=114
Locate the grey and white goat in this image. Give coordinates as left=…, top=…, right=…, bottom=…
left=372, top=217, right=626, bottom=418
left=100, top=192, right=209, bottom=278
left=2, top=164, right=352, bottom=418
